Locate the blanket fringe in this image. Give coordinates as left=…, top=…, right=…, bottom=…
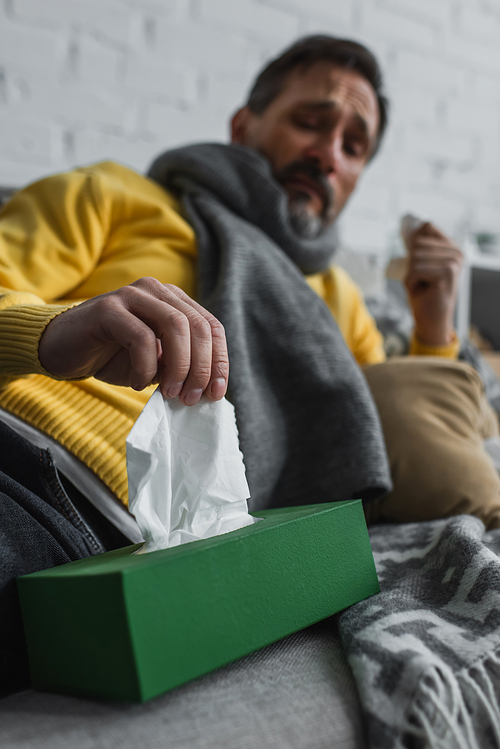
left=401, top=651, right=500, bottom=749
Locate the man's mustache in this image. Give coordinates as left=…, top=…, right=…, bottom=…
left=274, top=161, right=334, bottom=219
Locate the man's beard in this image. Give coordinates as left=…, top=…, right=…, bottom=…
left=273, top=161, right=335, bottom=239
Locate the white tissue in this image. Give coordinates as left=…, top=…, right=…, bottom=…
left=400, top=213, right=425, bottom=244
left=126, top=389, right=256, bottom=553
left=385, top=214, right=426, bottom=281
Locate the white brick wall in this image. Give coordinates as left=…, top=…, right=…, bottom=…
left=0, top=0, right=499, bottom=255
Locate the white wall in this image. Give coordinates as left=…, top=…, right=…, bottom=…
left=0, top=0, right=499, bottom=255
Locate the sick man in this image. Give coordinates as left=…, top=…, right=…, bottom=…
left=1, top=35, right=498, bottom=693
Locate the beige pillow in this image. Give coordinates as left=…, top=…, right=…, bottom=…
left=363, top=357, right=500, bottom=529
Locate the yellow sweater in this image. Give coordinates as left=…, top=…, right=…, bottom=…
left=0, top=161, right=459, bottom=505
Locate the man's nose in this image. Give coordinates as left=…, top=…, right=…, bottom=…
left=304, top=131, right=342, bottom=175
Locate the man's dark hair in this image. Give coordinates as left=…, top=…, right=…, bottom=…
left=246, top=35, right=389, bottom=158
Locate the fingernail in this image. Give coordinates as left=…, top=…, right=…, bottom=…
left=210, top=378, right=226, bottom=400
left=167, top=383, right=183, bottom=398
left=184, top=388, right=203, bottom=406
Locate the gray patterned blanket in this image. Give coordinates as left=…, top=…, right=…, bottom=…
left=340, top=515, right=500, bottom=749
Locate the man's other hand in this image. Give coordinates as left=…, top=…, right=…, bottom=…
left=38, top=278, right=228, bottom=406
left=404, top=222, right=463, bottom=346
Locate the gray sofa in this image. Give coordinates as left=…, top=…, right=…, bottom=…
left=0, top=620, right=366, bottom=749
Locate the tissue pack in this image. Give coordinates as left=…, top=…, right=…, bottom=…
left=18, top=499, right=379, bottom=703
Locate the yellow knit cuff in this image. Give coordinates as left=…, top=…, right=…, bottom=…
left=0, top=303, right=75, bottom=378
left=409, top=331, right=460, bottom=359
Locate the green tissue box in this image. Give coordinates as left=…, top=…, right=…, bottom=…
left=17, top=499, right=379, bottom=703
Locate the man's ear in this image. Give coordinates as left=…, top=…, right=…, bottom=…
left=230, top=106, right=252, bottom=144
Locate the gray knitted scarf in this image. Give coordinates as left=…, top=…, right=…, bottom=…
left=148, top=143, right=391, bottom=511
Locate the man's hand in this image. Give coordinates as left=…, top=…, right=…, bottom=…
left=404, top=222, right=463, bottom=346
left=38, top=278, right=228, bottom=406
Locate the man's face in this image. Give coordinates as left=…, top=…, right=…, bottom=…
left=231, top=63, right=380, bottom=238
